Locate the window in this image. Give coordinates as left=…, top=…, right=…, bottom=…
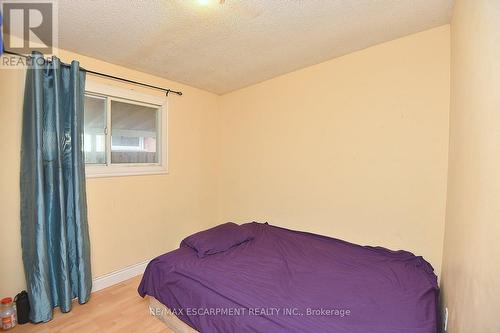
left=84, top=95, right=106, bottom=164
left=84, top=80, right=167, bottom=177
left=110, top=100, right=158, bottom=164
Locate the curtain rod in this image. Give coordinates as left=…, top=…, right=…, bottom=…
left=1, top=50, right=183, bottom=96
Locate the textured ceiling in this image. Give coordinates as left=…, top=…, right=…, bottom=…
left=57, top=0, right=454, bottom=94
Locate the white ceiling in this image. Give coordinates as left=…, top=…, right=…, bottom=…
left=58, top=0, right=454, bottom=94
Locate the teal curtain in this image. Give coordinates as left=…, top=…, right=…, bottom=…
left=20, top=53, right=92, bottom=323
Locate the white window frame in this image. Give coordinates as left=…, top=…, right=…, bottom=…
left=84, top=79, right=168, bottom=178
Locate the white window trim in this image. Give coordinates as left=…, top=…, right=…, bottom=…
left=84, top=79, right=168, bottom=178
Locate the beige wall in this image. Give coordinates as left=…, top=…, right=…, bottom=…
left=0, top=50, right=220, bottom=297
left=440, top=1, right=500, bottom=332
left=218, top=26, right=450, bottom=276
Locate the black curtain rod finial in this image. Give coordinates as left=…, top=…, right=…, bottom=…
left=166, top=90, right=183, bottom=96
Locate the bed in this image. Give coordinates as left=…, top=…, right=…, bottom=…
left=139, top=222, right=439, bottom=333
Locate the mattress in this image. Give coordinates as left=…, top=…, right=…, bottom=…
left=139, top=222, right=439, bottom=333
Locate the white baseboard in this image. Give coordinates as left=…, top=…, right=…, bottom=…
left=92, top=258, right=151, bottom=293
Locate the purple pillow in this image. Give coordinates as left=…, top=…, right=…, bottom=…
left=181, top=223, right=253, bottom=258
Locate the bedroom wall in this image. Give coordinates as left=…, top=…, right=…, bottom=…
left=0, top=49, right=219, bottom=297
left=217, top=26, right=450, bottom=276
left=440, top=1, right=500, bottom=332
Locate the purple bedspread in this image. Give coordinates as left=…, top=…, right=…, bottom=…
left=139, top=222, right=439, bottom=333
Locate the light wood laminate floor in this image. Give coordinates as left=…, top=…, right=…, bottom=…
left=12, top=275, right=173, bottom=333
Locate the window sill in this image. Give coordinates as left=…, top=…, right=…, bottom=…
left=85, top=165, right=168, bottom=178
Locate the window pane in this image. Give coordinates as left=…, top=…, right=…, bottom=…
left=84, top=95, right=106, bottom=164
left=111, top=100, right=158, bottom=164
